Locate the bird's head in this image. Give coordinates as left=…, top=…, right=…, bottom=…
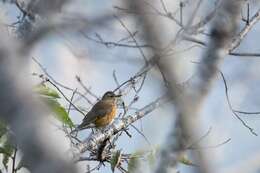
left=102, top=91, right=121, bottom=102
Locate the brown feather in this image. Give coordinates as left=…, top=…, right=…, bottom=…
left=77, top=100, right=114, bottom=129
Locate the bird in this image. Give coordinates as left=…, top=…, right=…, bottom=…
left=76, top=91, right=121, bottom=131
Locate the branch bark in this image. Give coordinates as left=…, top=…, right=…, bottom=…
left=229, top=9, right=260, bottom=52
left=72, top=95, right=168, bottom=157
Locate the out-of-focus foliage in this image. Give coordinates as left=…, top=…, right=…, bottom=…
left=178, top=154, right=197, bottom=167
left=0, top=83, right=76, bottom=172
left=0, top=122, right=7, bottom=139
left=1, top=140, right=14, bottom=170
left=127, top=150, right=145, bottom=173
left=34, top=84, right=75, bottom=128
left=34, top=84, right=60, bottom=99
left=0, top=122, right=14, bottom=171
left=110, top=150, right=122, bottom=172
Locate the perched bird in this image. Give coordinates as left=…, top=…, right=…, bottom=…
left=76, top=91, right=121, bottom=130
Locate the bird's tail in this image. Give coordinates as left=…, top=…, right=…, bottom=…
left=70, top=124, right=93, bottom=135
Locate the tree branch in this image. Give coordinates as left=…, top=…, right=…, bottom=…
left=72, top=95, right=168, bottom=156
left=229, top=9, right=260, bottom=52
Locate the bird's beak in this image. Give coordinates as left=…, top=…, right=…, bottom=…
left=115, top=94, right=122, bottom=97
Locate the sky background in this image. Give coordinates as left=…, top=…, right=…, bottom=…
left=1, top=0, right=260, bottom=173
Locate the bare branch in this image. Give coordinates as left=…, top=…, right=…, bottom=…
left=219, top=71, right=257, bottom=135
left=229, top=52, right=260, bottom=57
left=229, top=9, right=260, bottom=52
left=72, top=95, right=168, bottom=155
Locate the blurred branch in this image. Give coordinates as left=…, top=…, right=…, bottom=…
left=22, top=14, right=120, bottom=52
left=229, top=52, right=260, bottom=57
left=185, top=8, right=260, bottom=58
left=80, top=32, right=154, bottom=49
left=0, top=39, right=76, bottom=173
left=125, top=1, right=243, bottom=173
left=187, top=138, right=231, bottom=150
left=185, top=127, right=231, bottom=150
left=0, top=1, right=79, bottom=172
left=114, top=5, right=182, bottom=27
left=14, top=0, right=35, bottom=20
left=186, top=4, right=219, bottom=34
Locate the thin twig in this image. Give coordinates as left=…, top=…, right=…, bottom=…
left=81, top=32, right=154, bottom=49
left=75, top=75, right=99, bottom=101
left=186, top=127, right=212, bottom=149
left=130, top=124, right=151, bottom=146
left=188, top=138, right=231, bottom=150
left=114, top=15, right=148, bottom=64
left=229, top=52, right=260, bottom=57
left=32, top=57, right=92, bottom=104
left=229, top=9, right=260, bottom=51
left=68, top=89, right=78, bottom=115
left=219, top=70, right=257, bottom=136
left=234, top=110, right=260, bottom=115
left=47, top=79, right=86, bottom=117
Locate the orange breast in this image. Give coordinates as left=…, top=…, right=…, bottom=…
left=95, top=105, right=116, bottom=127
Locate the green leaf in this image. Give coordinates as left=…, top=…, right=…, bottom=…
left=44, top=98, right=75, bottom=128
left=0, top=121, right=7, bottom=139
left=34, top=84, right=75, bottom=127
left=147, top=151, right=156, bottom=168
left=34, top=84, right=60, bottom=98
left=110, top=150, right=122, bottom=172
left=0, top=147, right=10, bottom=156
left=1, top=140, right=14, bottom=170
left=128, top=156, right=139, bottom=173
left=178, top=154, right=198, bottom=167
left=127, top=151, right=143, bottom=173
left=148, top=146, right=159, bottom=167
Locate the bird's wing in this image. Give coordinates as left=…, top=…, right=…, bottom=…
left=92, top=101, right=113, bottom=118
left=78, top=101, right=113, bottom=128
